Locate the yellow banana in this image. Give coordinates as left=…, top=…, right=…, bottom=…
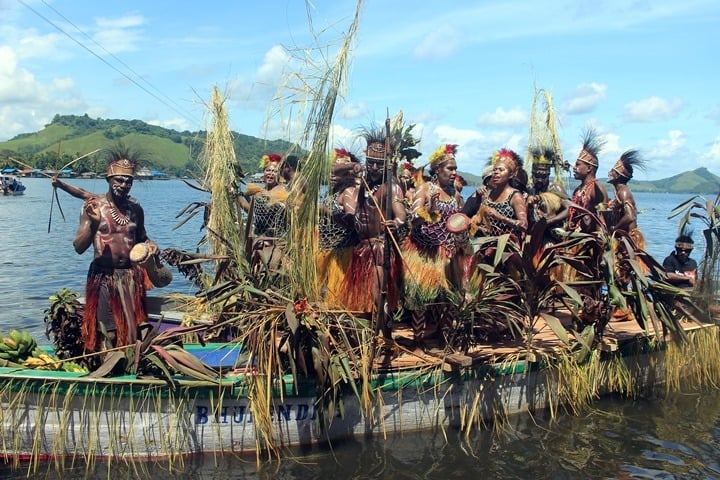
left=3, top=337, right=17, bottom=349
left=24, top=357, right=46, bottom=368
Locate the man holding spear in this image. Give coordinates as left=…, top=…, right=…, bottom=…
left=334, top=125, right=406, bottom=344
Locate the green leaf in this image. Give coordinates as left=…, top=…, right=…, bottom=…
left=540, top=312, right=570, bottom=344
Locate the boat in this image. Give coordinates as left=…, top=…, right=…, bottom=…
left=1, top=174, right=26, bottom=196
left=1, top=289, right=719, bottom=468
left=3, top=86, right=719, bottom=475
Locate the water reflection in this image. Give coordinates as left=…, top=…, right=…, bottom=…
left=2, top=390, right=719, bottom=479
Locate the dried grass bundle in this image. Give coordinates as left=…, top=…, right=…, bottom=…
left=279, top=3, right=362, bottom=300
left=527, top=87, right=566, bottom=185
left=200, top=86, right=244, bottom=269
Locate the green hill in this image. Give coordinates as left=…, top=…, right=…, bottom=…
left=0, top=114, right=297, bottom=177
left=628, top=167, right=720, bottom=194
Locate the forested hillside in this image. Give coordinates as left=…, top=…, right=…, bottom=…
left=0, top=114, right=297, bottom=176
left=1, top=114, right=719, bottom=194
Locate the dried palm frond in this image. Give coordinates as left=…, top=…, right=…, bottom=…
left=199, top=86, right=245, bottom=282
left=527, top=87, right=567, bottom=185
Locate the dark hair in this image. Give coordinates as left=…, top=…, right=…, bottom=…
left=510, top=167, right=529, bottom=193
left=675, top=234, right=694, bottom=245
left=284, top=154, right=300, bottom=171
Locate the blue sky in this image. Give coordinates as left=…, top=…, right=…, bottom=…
left=1, top=0, right=718, bottom=180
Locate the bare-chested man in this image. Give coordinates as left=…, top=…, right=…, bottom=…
left=335, top=130, right=406, bottom=340
left=607, top=149, right=646, bottom=247
left=557, top=129, right=609, bottom=233
left=72, top=146, right=156, bottom=354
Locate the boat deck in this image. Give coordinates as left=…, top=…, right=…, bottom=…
left=375, top=309, right=713, bottom=371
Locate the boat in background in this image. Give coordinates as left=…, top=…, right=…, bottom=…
left=1, top=175, right=26, bottom=196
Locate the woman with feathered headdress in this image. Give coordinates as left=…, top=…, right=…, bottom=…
left=471, top=148, right=528, bottom=239
left=316, top=148, right=361, bottom=306
left=403, top=143, right=471, bottom=347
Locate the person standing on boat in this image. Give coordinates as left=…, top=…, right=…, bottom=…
left=607, top=149, right=646, bottom=248
left=317, top=148, right=361, bottom=306
left=526, top=146, right=568, bottom=231
left=237, top=154, right=290, bottom=271
left=72, top=145, right=156, bottom=354
left=335, top=129, right=406, bottom=340
left=404, top=144, right=470, bottom=347
left=237, top=153, right=288, bottom=238
left=563, top=129, right=608, bottom=233
left=469, top=148, right=528, bottom=240
left=663, top=232, right=697, bottom=287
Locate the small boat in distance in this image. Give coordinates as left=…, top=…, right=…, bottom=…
left=1, top=174, right=26, bottom=196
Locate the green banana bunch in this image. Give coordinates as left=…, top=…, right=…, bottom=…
left=0, top=330, right=40, bottom=364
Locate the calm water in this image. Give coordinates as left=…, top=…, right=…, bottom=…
left=1, top=178, right=718, bottom=479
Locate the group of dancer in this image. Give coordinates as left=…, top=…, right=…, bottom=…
left=48, top=132, right=699, bottom=362
left=239, top=126, right=669, bottom=349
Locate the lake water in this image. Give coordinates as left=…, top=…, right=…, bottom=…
left=1, top=178, right=718, bottom=479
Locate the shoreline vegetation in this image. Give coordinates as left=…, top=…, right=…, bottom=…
left=2, top=2, right=720, bottom=475
left=2, top=114, right=719, bottom=194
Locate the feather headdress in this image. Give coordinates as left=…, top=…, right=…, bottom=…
left=612, top=149, right=646, bottom=179
left=259, top=153, right=282, bottom=169
left=428, top=144, right=458, bottom=171
left=577, top=128, right=606, bottom=168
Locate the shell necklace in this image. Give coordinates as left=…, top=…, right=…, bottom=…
left=109, top=204, right=130, bottom=226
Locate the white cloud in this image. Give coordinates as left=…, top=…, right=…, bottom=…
left=147, top=117, right=192, bottom=132
left=623, top=96, right=682, bottom=122
left=476, top=107, right=527, bottom=128
left=229, top=45, right=293, bottom=111
left=93, top=14, right=145, bottom=54
left=649, top=130, right=686, bottom=159
left=600, top=132, right=622, bottom=160
left=413, top=24, right=460, bottom=59
left=702, top=136, right=720, bottom=164
left=330, top=124, right=362, bottom=152
left=340, top=102, right=369, bottom=120
left=563, top=83, right=607, bottom=115
left=0, top=46, right=39, bottom=103
left=0, top=45, right=86, bottom=140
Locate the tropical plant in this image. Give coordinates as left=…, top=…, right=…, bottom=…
left=43, top=288, right=96, bottom=370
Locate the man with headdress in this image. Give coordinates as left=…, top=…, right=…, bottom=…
left=607, top=149, right=646, bottom=248
left=526, top=146, right=569, bottom=238
left=663, top=232, right=698, bottom=287
left=562, top=129, right=609, bottom=233
left=72, top=144, right=157, bottom=356
left=335, top=129, right=406, bottom=340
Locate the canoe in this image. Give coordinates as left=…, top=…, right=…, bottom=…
left=1, top=307, right=718, bottom=465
